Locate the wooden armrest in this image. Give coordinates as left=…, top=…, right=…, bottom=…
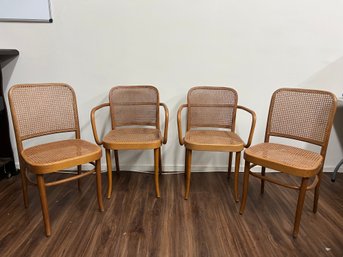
left=90, top=103, right=110, bottom=145
left=237, top=105, right=256, bottom=148
left=160, top=103, right=169, bottom=144
left=177, top=104, right=188, bottom=145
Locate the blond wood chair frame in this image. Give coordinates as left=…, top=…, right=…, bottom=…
left=239, top=88, right=337, bottom=238
left=8, top=83, right=104, bottom=237
left=91, top=85, right=169, bottom=199
left=177, top=86, right=256, bottom=201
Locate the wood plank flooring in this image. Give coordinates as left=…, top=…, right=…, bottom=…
left=0, top=171, right=342, bottom=257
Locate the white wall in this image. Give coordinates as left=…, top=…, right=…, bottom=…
left=1, top=0, right=343, bottom=172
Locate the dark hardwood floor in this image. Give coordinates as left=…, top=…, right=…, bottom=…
left=0, top=171, right=342, bottom=257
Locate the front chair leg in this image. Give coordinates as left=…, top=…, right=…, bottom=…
left=185, top=149, right=192, bottom=200
left=95, top=159, right=104, bottom=212
left=159, top=148, right=162, bottom=175
left=239, top=160, right=250, bottom=215
left=234, top=152, right=241, bottom=202
left=154, top=148, right=160, bottom=198
left=105, top=149, right=113, bottom=199
left=293, top=177, right=309, bottom=238
left=313, top=171, right=322, bottom=213
left=36, top=174, right=51, bottom=237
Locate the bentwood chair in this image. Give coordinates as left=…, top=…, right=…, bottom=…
left=239, top=88, right=337, bottom=238
left=8, top=83, right=104, bottom=237
left=177, top=86, right=256, bottom=201
left=91, top=85, right=169, bottom=198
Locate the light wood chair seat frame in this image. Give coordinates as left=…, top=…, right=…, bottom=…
left=91, top=85, right=169, bottom=199
left=239, top=88, right=337, bottom=238
left=177, top=86, right=256, bottom=201
left=8, top=83, right=104, bottom=237
left=102, top=128, right=162, bottom=150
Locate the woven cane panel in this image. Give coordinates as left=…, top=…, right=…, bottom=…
left=109, top=86, right=158, bottom=127
left=185, top=130, right=243, bottom=146
left=245, top=143, right=323, bottom=171
left=269, top=89, right=335, bottom=144
left=10, top=84, right=77, bottom=140
left=103, top=128, right=161, bottom=143
left=22, top=139, right=100, bottom=165
left=188, top=87, right=237, bottom=128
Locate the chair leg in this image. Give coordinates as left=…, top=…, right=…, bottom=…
left=105, top=149, right=113, bottom=199
left=154, top=148, right=160, bottom=198
left=293, top=177, right=309, bottom=238
left=185, top=149, right=192, bottom=200
left=228, top=152, right=233, bottom=179
left=77, top=165, right=82, bottom=191
left=114, top=150, right=120, bottom=172
left=95, top=159, right=104, bottom=212
left=20, top=164, right=29, bottom=208
left=184, top=150, right=188, bottom=178
left=36, top=174, right=51, bottom=237
left=313, top=171, right=322, bottom=213
left=261, top=166, right=266, bottom=194
left=159, top=148, right=162, bottom=175
left=239, top=160, right=250, bottom=214
left=234, top=152, right=241, bottom=203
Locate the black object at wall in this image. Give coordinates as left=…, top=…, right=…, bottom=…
left=0, top=49, right=19, bottom=179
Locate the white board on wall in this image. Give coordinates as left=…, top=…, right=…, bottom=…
left=0, top=0, right=52, bottom=22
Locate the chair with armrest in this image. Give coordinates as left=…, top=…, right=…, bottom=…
left=239, top=88, right=337, bottom=238
left=91, top=85, right=169, bottom=198
left=177, top=86, right=256, bottom=201
left=8, top=83, right=104, bottom=237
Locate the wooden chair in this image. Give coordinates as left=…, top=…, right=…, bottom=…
left=177, top=86, right=256, bottom=201
left=239, top=88, right=337, bottom=238
left=91, top=85, right=169, bottom=198
left=8, top=83, right=104, bottom=237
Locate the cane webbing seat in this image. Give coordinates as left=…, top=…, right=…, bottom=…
left=239, top=88, right=337, bottom=238
left=177, top=86, right=256, bottom=201
left=184, top=130, right=244, bottom=152
left=91, top=85, right=169, bottom=199
left=245, top=143, right=323, bottom=176
left=103, top=128, right=162, bottom=150
left=8, top=83, right=104, bottom=237
left=22, top=139, right=101, bottom=173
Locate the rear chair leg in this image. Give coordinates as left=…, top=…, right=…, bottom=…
left=20, top=165, right=29, bottom=208
left=261, top=166, right=266, bottom=194
left=228, top=152, right=233, bottom=179
left=114, top=150, right=120, bottom=172
left=77, top=165, right=82, bottom=191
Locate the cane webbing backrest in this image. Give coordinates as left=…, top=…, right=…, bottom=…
left=9, top=83, right=79, bottom=141
left=187, top=87, right=238, bottom=130
left=109, top=86, right=159, bottom=128
left=267, top=88, right=336, bottom=146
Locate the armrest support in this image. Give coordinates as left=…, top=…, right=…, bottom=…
left=237, top=105, right=256, bottom=148
left=160, top=103, right=169, bottom=144
left=90, top=103, right=110, bottom=145
left=177, top=104, right=188, bottom=145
